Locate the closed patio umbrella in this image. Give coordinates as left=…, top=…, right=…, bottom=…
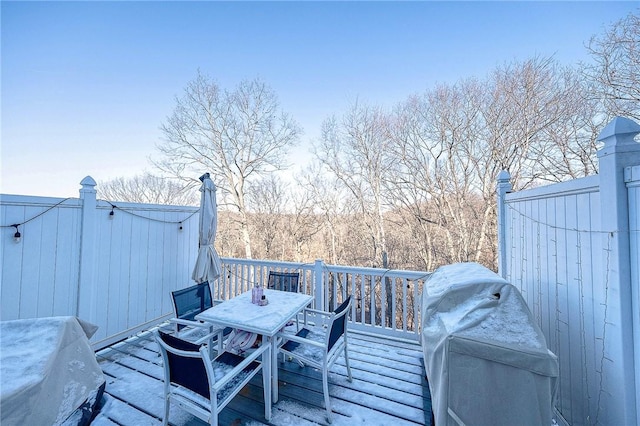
left=192, top=173, right=222, bottom=284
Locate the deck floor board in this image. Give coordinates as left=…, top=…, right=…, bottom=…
left=94, top=325, right=432, bottom=425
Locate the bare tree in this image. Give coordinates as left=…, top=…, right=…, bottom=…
left=299, top=162, right=355, bottom=266
left=389, top=78, right=491, bottom=268
left=386, top=57, right=598, bottom=272
left=480, top=56, right=583, bottom=188
left=246, top=174, right=287, bottom=259
left=156, top=72, right=301, bottom=258
left=315, top=101, right=393, bottom=269
left=315, top=101, right=398, bottom=326
left=534, top=78, right=605, bottom=181
left=97, top=173, right=198, bottom=205
left=583, top=12, right=640, bottom=122
left=283, top=181, right=323, bottom=262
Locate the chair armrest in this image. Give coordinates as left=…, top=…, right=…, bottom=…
left=193, top=328, right=224, bottom=345
left=302, top=307, right=332, bottom=328
left=169, top=318, right=212, bottom=328
left=214, top=344, right=269, bottom=390
left=277, top=331, right=325, bottom=349
left=302, top=307, right=332, bottom=317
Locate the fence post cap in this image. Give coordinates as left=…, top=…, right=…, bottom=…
left=497, top=170, right=511, bottom=181
left=597, top=117, right=640, bottom=145
left=80, top=176, right=97, bottom=188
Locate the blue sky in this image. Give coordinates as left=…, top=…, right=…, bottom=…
left=2, top=1, right=638, bottom=198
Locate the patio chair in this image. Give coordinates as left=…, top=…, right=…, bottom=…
left=155, top=331, right=270, bottom=426
left=268, top=271, right=302, bottom=330
left=277, top=296, right=353, bottom=423
left=267, top=271, right=300, bottom=292
left=170, top=282, right=230, bottom=355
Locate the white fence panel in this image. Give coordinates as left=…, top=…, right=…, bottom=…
left=1, top=195, right=82, bottom=320
left=503, top=177, right=603, bottom=425
left=1, top=181, right=200, bottom=350
left=86, top=201, right=200, bottom=347
left=496, top=115, right=640, bottom=426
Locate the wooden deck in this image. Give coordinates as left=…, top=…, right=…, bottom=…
left=93, top=323, right=432, bottom=426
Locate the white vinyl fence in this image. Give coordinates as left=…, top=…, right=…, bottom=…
left=1, top=176, right=200, bottom=349
left=496, top=117, right=640, bottom=426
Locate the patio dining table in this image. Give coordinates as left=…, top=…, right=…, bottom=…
left=195, top=288, right=313, bottom=415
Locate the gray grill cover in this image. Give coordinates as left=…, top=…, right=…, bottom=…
left=1, top=316, right=105, bottom=425
left=420, top=263, right=558, bottom=426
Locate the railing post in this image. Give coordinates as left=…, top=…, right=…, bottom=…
left=496, top=170, right=512, bottom=278
left=314, top=259, right=324, bottom=311
left=596, top=117, right=640, bottom=426
left=77, top=176, right=97, bottom=323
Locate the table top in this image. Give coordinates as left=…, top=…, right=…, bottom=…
left=195, top=289, right=313, bottom=337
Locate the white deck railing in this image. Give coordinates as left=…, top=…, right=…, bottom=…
left=217, top=258, right=430, bottom=341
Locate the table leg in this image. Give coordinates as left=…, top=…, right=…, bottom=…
left=262, top=335, right=271, bottom=421
left=216, top=329, right=223, bottom=355
left=271, top=335, right=279, bottom=403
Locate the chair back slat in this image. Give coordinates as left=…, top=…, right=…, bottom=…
left=267, top=271, right=300, bottom=293
left=158, top=332, right=210, bottom=399
left=328, top=296, right=351, bottom=352
left=171, top=282, right=213, bottom=329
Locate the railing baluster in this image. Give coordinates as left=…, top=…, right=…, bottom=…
left=402, top=277, right=408, bottom=332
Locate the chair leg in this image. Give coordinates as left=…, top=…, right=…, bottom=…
left=162, top=395, right=170, bottom=426
left=208, top=339, right=214, bottom=360
left=344, top=345, right=353, bottom=382
left=323, top=368, right=332, bottom=423
left=210, top=400, right=219, bottom=426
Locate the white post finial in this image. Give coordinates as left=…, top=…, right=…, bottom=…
left=597, top=116, right=640, bottom=149
left=80, top=176, right=97, bottom=196
left=80, top=175, right=97, bottom=187
left=497, top=170, right=511, bottom=183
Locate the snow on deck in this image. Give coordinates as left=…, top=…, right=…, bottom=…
left=93, top=323, right=431, bottom=426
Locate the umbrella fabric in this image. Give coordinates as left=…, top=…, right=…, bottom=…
left=192, top=174, right=222, bottom=284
